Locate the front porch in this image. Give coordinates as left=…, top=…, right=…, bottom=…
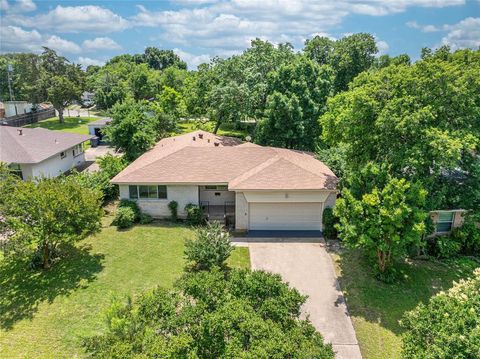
left=199, top=185, right=235, bottom=227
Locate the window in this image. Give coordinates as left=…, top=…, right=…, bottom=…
left=60, top=151, right=66, bottom=159
left=129, top=185, right=168, bottom=200
left=204, top=185, right=228, bottom=190
left=129, top=185, right=138, bottom=199
left=73, top=144, right=84, bottom=157
left=8, top=163, right=23, bottom=180
left=436, top=211, right=454, bottom=232
left=158, top=185, right=167, bottom=199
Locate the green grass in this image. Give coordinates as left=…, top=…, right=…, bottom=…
left=0, top=218, right=250, bottom=358
left=332, top=249, right=479, bottom=359
left=178, top=120, right=250, bottom=139
left=25, top=116, right=99, bottom=135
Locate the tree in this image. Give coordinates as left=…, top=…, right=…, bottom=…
left=157, top=85, right=187, bottom=120
left=334, top=164, right=427, bottom=276
left=84, top=267, right=334, bottom=358
left=321, top=48, right=480, bottom=210
left=142, top=47, right=187, bottom=70
left=36, top=48, right=85, bottom=123
left=104, top=99, right=176, bottom=160
left=401, top=268, right=480, bottom=358
left=256, top=56, right=334, bottom=150
left=0, top=172, right=103, bottom=269
left=304, top=33, right=378, bottom=93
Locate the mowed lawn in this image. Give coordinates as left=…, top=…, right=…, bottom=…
left=25, top=116, right=99, bottom=135
left=332, top=249, right=479, bottom=359
left=0, top=218, right=250, bottom=358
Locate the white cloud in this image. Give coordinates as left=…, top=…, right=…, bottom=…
left=83, top=37, right=122, bottom=51
left=1, top=0, right=36, bottom=13
left=0, top=25, right=81, bottom=55
left=5, top=5, right=129, bottom=33
left=406, top=21, right=440, bottom=32
left=440, top=17, right=480, bottom=50
left=77, top=56, right=105, bottom=68
left=44, top=35, right=81, bottom=54
left=376, top=39, right=389, bottom=55
left=173, top=48, right=211, bottom=69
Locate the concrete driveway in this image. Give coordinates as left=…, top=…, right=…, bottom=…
left=244, top=239, right=361, bottom=359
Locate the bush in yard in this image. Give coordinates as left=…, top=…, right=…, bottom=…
left=451, top=211, right=480, bottom=256
left=113, top=207, right=136, bottom=229
left=84, top=267, right=334, bottom=358
left=139, top=212, right=153, bottom=224
left=401, top=268, right=480, bottom=359
left=334, top=164, right=427, bottom=279
left=184, top=203, right=203, bottom=225
left=427, top=234, right=462, bottom=259
left=322, top=207, right=338, bottom=240
left=184, top=222, right=233, bottom=270
left=168, top=200, right=178, bottom=221
left=0, top=173, right=102, bottom=269
left=118, top=199, right=141, bottom=222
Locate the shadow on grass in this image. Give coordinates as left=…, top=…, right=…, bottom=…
left=334, top=249, right=477, bottom=335
left=0, top=244, right=104, bottom=330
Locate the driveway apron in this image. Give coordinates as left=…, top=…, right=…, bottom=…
left=246, top=240, right=362, bottom=359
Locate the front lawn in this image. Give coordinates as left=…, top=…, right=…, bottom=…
left=0, top=219, right=250, bottom=358
left=25, top=116, right=99, bottom=135
left=331, top=249, right=479, bottom=359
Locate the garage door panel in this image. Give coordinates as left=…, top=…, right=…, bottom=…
left=249, top=202, right=322, bottom=231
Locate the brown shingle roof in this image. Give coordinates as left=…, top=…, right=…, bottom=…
left=0, top=126, right=92, bottom=164
left=112, top=131, right=337, bottom=190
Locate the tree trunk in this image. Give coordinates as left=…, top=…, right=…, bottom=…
left=58, top=108, right=64, bottom=123
left=213, top=120, right=221, bottom=134
left=42, top=243, right=50, bottom=269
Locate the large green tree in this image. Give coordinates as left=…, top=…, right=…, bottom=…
left=256, top=56, right=334, bottom=150
left=84, top=267, right=334, bottom=358
left=321, top=48, right=480, bottom=210
left=0, top=170, right=103, bottom=269
left=334, top=164, right=427, bottom=275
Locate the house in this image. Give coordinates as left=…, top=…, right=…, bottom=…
left=429, top=209, right=467, bottom=235
left=112, top=131, right=338, bottom=233
left=0, top=126, right=92, bottom=180
left=2, top=101, right=33, bottom=118
left=87, top=117, right=112, bottom=141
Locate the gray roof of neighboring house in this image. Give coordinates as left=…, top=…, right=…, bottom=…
left=0, top=126, right=92, bottom=164
left=87, top=117, right=112, bottom=127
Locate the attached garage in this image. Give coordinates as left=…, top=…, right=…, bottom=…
left=249, top=202, right=323, bottom=231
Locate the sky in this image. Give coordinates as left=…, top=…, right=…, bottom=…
left=1, top=0, right=479, bottom=69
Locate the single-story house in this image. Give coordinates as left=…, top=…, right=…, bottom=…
left=87, top=117, right=112, bottom=141
left=112, top=131, right=338, bottom=233
left=429, top=209, right=467, bottom=235
left=0, top=126, right=92, bottom=180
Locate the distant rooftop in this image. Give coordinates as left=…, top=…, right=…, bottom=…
left=0, top=126, right=92, bottom=164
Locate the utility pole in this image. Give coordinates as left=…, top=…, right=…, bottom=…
left=7, top=63, right=18, bottom=115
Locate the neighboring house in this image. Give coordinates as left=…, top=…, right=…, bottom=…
left=0, top=126, right=92, bottom=180
left=429, top=209, right=467, bottom=235
left=112, top=131, right=338, bottom=233
left=3, top=101, right=33, bottom=118
left=87, top=117, right=112, bottom=141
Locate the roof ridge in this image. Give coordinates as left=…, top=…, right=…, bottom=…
left=228, top=153, right=281, bottom=188
left=274, top=148, right=333, bottom=178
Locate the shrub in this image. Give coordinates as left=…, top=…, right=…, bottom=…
left=118, top=199, right=141, bottom=222
left=401, top=268, right=480, bottom=358
left=139, top=212, right=153, bottom=224
left=322, top=207, right=338, bottom=240
left=427, top=234, right=462, bottom=259
left=185, top=203, right=203, bottom=225
left=84, top=267, right=334, bottom=358
left=113, top=207, right=136, bottom=229
left=451, top=211, right=480, bottom=256
left=168, top=200, right=178, bottom=221
left=184, top=222, right=233, bottom=270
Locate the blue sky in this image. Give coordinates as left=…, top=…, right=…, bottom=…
left=1, top=0, right=479, bottom=69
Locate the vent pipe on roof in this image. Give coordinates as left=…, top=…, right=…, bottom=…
left=199, top=133, right=203, bottom=139
left=192, top=136, right=196, bottom=141
left=214, top=142, right=219, bottom=147
left=207, top=139, right=210, bottom=143
left=17, top=129, right=22, bottom=136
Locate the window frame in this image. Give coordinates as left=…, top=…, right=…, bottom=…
left=129, top=185, right=168, bottom=200
left=436, top=211, right=455, bottom=233
left=204, top=185, right=228, bottom=191
left=60, top=151, right=66, bottom=159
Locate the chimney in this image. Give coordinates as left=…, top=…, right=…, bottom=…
left=17, top=129, right=23, bottom=136
left=198, top=133, right=204, bottom=139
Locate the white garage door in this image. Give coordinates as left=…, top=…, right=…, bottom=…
left=249, top=202, right=323, bottom=230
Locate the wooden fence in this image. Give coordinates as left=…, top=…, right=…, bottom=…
left=0, top=108, right=56, bottom=127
